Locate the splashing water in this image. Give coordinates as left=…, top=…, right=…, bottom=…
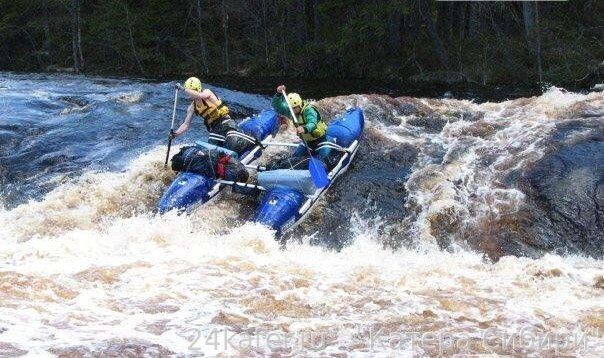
left=0, top=73, right=602, bottom=355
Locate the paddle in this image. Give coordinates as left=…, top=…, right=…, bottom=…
left=164, top=87, right=179, bottom=168
left=281, top=90, right=330, bottom=188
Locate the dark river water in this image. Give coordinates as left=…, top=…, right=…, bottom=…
left=0, top=72, right=272, bottom=207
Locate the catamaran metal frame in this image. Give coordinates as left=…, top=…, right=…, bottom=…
left=279, top=139, right=360, bottom=234
left=194, top=131, right=276, bottom=205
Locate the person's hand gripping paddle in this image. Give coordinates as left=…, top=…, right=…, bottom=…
left=164, top=86, right=179, bottom=168
left=282, top=90, right=329, bottom=188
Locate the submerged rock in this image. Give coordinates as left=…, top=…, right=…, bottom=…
left=0, top=342, right=27, bottom=357
left=311, top=90, right=603, bottom=259
left=406, top=116, right=447, bottom=133
left=48, top=339, right=174, bottom=357
left=517, top=121, right=604, bottom=257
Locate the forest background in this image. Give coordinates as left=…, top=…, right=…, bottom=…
left=1, top=0, right=601, bottom=88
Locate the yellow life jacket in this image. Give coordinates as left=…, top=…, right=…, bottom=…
left=193, top=96, right=230, bottom=127
left=298, top=102, right=327, bottom=141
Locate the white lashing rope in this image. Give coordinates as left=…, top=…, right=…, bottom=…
left=225, top=130, right=257, bottom=145
left=208, top=133, right=226, bottom=142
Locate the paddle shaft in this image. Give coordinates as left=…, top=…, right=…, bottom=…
left=164, top=88, right=179, bottom=168
left=282, top=91, right=314, bottom=157
left=281, top=90, right=330, bottom=188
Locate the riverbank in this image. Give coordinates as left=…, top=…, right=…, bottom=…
left=5, top=68, right=602, bottom=103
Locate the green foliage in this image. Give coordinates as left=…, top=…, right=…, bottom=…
left=0, top=0, right=600, bottom=86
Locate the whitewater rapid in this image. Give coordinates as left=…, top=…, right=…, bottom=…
left=0, top=73, right=602, bottom=355
left=0, top=187, right=601, bottom=355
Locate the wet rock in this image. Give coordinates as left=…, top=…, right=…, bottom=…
left=446, top=109, right=485, bottom=122
left=595, top=275, right=604, bottom=289
left=211, top=310, right=251, bottom=330
left=318, top=95, right=438, bottom=127
left=455, top=117, right=604, bottom=259
left=406, top=116, right=447, bottom=133
left=49, top=339, right=174, bottom=357
left=293, top=133, right=418, bottom=248
left=428, top=202, right=466, bottom=246
left=395, top=101, right=421, bottom=116
left=460, top=122, right=496, bottom=138
left=59, top=96, right=89, bottom=107
left=0, top=342, right=27, bottom=357
left=467, top=208, right=544, bottom=259
left=513, top=124, right=604, bottom=258
left=135, top=319, right=170, bottom=336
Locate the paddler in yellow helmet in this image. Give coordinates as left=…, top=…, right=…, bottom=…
left=272, top=84, right=331, bottom=160
left=172, top=77, right=238, bottom=145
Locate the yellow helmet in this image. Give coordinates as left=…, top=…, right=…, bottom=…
left=184, top=77, right=202, bottom=92
left=287, top=92, right=303, bottom=108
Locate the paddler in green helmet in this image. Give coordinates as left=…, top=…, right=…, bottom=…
left=272, top=84, right=331, bottom=160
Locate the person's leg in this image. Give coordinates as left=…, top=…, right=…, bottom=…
left=307, top=135, right=331, bottom=162
left=292, top=144, right=308, bottom=158
left=316, top=147, right=331, bottom=162
left=220, top=117, right=256, bottom=154
left=208, top=116, right=236, bottom=146
left=209, top=116, right=236, bottom=136
left=321, top=135, right=343, bottom=170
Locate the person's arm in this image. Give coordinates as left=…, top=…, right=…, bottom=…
left=173, top=104, right=194, bottom=136
left=182, top=88, right=213, bottom=102
left=271, top=92, right=291, bottom=118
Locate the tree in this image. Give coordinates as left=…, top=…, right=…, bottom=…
left=70, top=0, right=84, bottom=72
left=222, top=0, right=230, bottom=73
left=195, top=0, right=209, bottom=75
left=122, top=0, right=144, bottom=74
left=522, top=1, right=543, bottom=82
left=418, top=0, right=449, bottom=69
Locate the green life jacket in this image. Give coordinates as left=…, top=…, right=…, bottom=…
left=298, top=102, right=327, bottom=141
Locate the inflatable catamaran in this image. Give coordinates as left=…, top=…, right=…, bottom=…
left=158, top=108, right=364, bottom=235
left=253, top=108, right=363, bottom=234
left=157, top=109, right=279, bottom=212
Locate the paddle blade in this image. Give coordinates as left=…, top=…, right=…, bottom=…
left=309, top=157, right=330, bottom=188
